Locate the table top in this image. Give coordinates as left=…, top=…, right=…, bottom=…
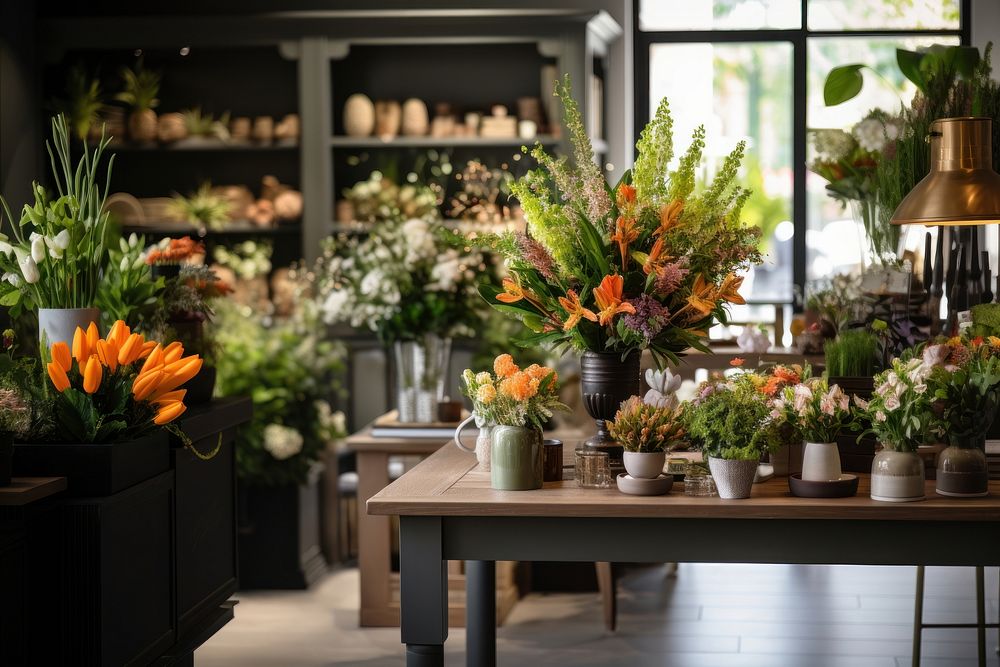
left=0, top=477, right=68, bottom=506
left=368, top=442, right=1000, bottom=522
left=346, top=423, right=590, bottom=455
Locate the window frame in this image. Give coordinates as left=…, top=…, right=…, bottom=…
left=633, top=0, right=971, bottom=308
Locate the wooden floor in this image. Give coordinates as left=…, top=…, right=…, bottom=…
left=198, top=564, right=1000, bottom=666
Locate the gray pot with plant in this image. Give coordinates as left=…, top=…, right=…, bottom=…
left=608, top=396, right=683, bottom=482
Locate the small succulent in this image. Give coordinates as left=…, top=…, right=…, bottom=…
left=115, top=61, right=160, bottom=111
left=169, top=183, right=232, bottom=230
left=182, top=107, right=230, bottom=141
left=608, top=396, right=685, bottom=453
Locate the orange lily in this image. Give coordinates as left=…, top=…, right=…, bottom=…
left=610, top=216, right=639, bottom=269
left=82, top=354, right=102, bottom=394
left=96, top=339, right=119, bottom=373
left=683, top=275, right=717, bottom=320
left=50, top=341, right=72, bottom=373
left=557, top=289, right=598, bottom=331
left=47, top=361, right=70, bottom=392
left=643, top=237, right=667, bottom=275
left=154, top=400, right=187, bottom=425
left=593, top=274, right=636, bottom=326
left=717, top=273, right=746, bottom=305
left=656, top=200, right=684, bottom=236
left=72, top=326, right=91, bottom=365
left=496, top=278, right=529, bottom=304
left=616, top=183, right=636, bottom=205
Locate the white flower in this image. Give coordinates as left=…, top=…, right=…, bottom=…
left=853, top=395, right=869, bottom=410
left=50, top=230, right=70, bottom=251
left=875, top=410, right=887, bottom=423
left=884, top=395, right=900, bottom=411
left=30, top=236, right=45, bottom=263
left=128, top=232, right=139, bottom=248
left=120, top=257, right=130, bottom=272
left=0, top=241, right=12, bottom=257
left=322, top=290, right=350, bottom=323
left=793, top=384, right=813, bottom=412
left=853, top=117, right=889, bottom=153
left=913, top=383, right=927, bottom=394
left=360, top=269, right=385, bottom=296
left=3, top=272, right=21, bottom=287
left=812, top=129, right=854, bottom=158
left=263, top=424, right=304, bottom=460
left=19, top=256, right=39, bottom=284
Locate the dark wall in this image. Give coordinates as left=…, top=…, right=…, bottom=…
left=0, top=0, right=40, bottom=210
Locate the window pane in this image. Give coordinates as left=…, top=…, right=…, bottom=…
left=650, top=42, right=794, bottom=309
left=805, top=35, right=959, bottom=282
left=808, top=0, right=960, bottom=30
left=640, top=0, right=801, bottom=30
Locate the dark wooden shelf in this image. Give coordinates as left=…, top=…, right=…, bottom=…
left=0, top=477, right=67, bottom=506
left=106, top=140, right=298, bottom=152
left=330, top=135, right=559, bottom=149
left=123, top=221, right=302, bottom=238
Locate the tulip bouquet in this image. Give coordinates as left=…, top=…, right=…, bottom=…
left=0, top=115, right=114, bottom=316
left=460, top=354, right=567, bottom=429
left=482, top=77, right=762, bottom=367
left=44, top=320, right=202, bottom=443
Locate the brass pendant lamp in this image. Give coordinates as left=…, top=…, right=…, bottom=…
left=891, top=117, right=1000, bottom=226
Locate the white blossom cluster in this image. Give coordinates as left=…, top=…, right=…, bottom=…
left=263, top=423, right=304, bottom=460
left=0, top=229, right=72, bottom=287
left=852, top=116, right=902, bottom=153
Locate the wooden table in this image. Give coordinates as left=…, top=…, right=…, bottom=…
left=369, top=443, right=1000, bottom=667
left=0, top=477, right=67, bottom=505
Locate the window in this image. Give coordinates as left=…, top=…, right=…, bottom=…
left=636, top=0, right=967, bottom=325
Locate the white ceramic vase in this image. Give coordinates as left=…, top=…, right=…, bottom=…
left=38, top=308, right=101, bottom=348
left=870, top=449, right=925, bottom=502
left=707, top=457, right=758, bottom=499
left=343, top=94, right=375, bottom=137
left=801, top=442, right=842, bottom=482
left=622, top=451, right=666, bottom=480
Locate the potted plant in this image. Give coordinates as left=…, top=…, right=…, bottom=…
left=480, top=76, right=762, bottom=465
left=115, top=60, right=160, bottom=144
left=925, top=337, right=1000, bottom=497
left=855, top=349, right=945, bottom=502
left=0, top=116, right=114, bottom=346
left=608, top=396, right=684, bottom=480
left=0, top=330, right=29, bottom=486
left=681, top=369, right=788, bottom=499
left=772, top=377, right=855, bottom=483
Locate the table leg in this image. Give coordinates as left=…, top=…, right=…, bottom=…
left=466, top=560, right=496, bottom=667
left=357, top=452, right=391, bottom=626
left=401, top=517, right=447, bottom=667
left=977, top=566, right=986, bottom=667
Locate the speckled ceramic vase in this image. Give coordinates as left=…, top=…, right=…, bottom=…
left=490, top=425, right=543, bottom=491
left=707, top=457, right=758, bottom=499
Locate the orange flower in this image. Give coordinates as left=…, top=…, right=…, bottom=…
left=730, top=357, right=745, bottom=368
left=96, top=339, right=119, bottom=373
left=47, top=361, right=70, bottom=392
left=610, top=216, right=639, bottom=269
left=162, top=341, right=185, bottom=364
left=50, top=341, right=72, bottom=373
left=557, top=289, right=598, bottom=331
left=149, top=356, right=203, bottom=400
left=82, top=354, right=102, bottom=394
left=493, top=354, right=519, bottom=379
left=684, top=275, right=717, bottom=320
left=643, top=236, right=668, bottom=275
left=616, top=183, right=636, bottom=206
left=499, top=371, right=539, bottom=401
left=132, top=369, right=165, bottom=401
left=139, top=340, right=158, bottom=359
left=154, top=400, right=187, bottom=425
left=773, top=366, right=800, bottom=385
left=657, top=200, right=684, bottom=235
left=117, top=333, right=146, bottom=366
left=496, top=278, right=529, bottom=304
left=151, top=389, right=187, bottom=406
left=717, top=273, right=746, bottom=305
left=85, top=321, right=99, bottom=350
left=593, top=274, right=636, bottom=326
left=72, top=326, right=91, bottom=365
left=106, top=320, right=130, bottom=349
left=140, top=344, right=164, bottom=374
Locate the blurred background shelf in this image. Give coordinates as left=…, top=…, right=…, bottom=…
left=105, top=141, right=299, bottom=152
left=330, top=135, right=558, bottom=148
left=122, top=221, right=302, bottom=237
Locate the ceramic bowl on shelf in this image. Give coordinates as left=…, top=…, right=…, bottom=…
left=616, top=473, right=673, bottom=496
left=788, top=473, right=859, bottom=498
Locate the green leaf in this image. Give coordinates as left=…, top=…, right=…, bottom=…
left=55, top=388, right=98, bottom=442
left=0, top=290, right=21, bottom=307
left=896, top=49, right=926, bottom=92
left=824, top=65, right=865, bottom=106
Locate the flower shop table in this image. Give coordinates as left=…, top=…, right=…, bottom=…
left=345, top=422, right=588, bottom=628
left=368, top=442, right=1000, bottom=667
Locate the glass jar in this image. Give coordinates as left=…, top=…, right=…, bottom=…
left=575, top=449, right=612, bottom=488
left=683, top=466, right=718, bottom=497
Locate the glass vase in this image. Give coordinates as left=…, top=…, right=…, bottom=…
left=393, top=334, right=452, bottom=423
left=850, top=197, right=898, bottom=268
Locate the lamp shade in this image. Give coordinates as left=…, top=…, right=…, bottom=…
left=890, top=117, right=1000, bottom=226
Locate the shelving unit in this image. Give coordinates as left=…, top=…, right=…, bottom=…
left=329, top=135, right=559, bottom=148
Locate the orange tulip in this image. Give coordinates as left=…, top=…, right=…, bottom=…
left=85, top=321, right=99, bottom=349
left=593, top=274, right=636, bottom=326
left=150, top=356, right=203, bottom=400
left=154, top=400, right=187, bottom=425
left=162, top=341, right=184, bottom=364
left=47, top=361, right=70, bottom=392
left=82, top=354, right=102, bottom=394
left=72, top=326, right=91, bottom=364
left=557, top=290, right=598, bottom=331
left=132, top=369, right=164, bottom=401
left=106, top=320, right=129, bottom=348
left=138, top=340, right=158, bottom=359
left=96, top=339, right=119, bottom=373
left=151, top=389, right=187, bottom=406
left=117, top=333, right=145, bottom=366
left=140, top=344, right=164, bottom=374
left=50, top=341, right=72, bottom=373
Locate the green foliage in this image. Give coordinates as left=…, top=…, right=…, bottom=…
left=632, top=97, right=673, bottom=204
left=825, top=329, right=879, bottom=377
left=168, top=183, right=232, bottom=230
left=823, top=64, right=865, bottom=106
left=51, top=66, right=104, bottom=141
left=969, top=303, right=1000, bottom=338
left=182, top=108, right=230, bottom=140
left=682, top=375, right=783, bottom=460
left=96, top=233, right=164, bottom=331
left=115, top=60, right=160, bottom=111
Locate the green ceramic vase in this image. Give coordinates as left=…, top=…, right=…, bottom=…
left=490, top=425, right=543, bottom=490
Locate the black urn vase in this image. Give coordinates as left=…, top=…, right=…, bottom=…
left=580, top=350, right=641, bottom=466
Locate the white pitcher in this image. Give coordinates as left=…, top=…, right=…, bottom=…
left=454, top=413, right=492, bottom=470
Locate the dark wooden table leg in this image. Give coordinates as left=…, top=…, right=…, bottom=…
left=466, top=560, right=496, bottom=667
left=400, top=517, right=447, bottom=667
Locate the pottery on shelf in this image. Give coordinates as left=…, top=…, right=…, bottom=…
left=38, top=307, right=101, bottom=348
left=252, top=116, right=274, bottom=143
left=157, top=112, right=187, bottom=143
left=936, top=439, right=989, bottom=497
left=128, top=109, right=158, bottom=143
left=870, top=448, right=925, bottom=502
left=490, top=425, right=543, bottom=491
left=580, top=350, right=641, bottom=468
left=617, top=473, right=673, bottom=496
left=343, top=94, right=375, bottom=137
left=374, top=100, right=402, bottom=138
left=622, top=451, right=666, bottom=480
left=801, top=442, right=842, bottom=482
left=401, top=98, right=429, bottom=136
left=230, top=116, right=252, bottom=142
left=707, top=457, right=758, bottom=499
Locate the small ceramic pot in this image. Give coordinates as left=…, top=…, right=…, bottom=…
left=622, top=451, right=666, bottom=480
left=491, top=425, right=543, bottom=491
left=707, top=457, right=758, bottom=499
left=343, top=93, right=375, bottom=137
left=870, top=449, right=925, bottom=502
left=801, top=442, right=842, bottom=482
left=936, top=442, right=989, bottom=497
left=38, top=307, right=101, bottom=348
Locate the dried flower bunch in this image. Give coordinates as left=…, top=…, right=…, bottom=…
left=343, top=171, right=440, bottom=224
left=44, top=320, right=202, bottom=442
left=461, top=354, right=567, bottom=430
left=483, top=76, right=761, bottom=367
left=608, top=396, right=685, bottom=453
left=0, top=388, right=31, bottom=436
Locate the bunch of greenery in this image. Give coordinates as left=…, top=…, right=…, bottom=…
left=825, top=329, right=879, bottom=377
left=182, top=108, right=230, bottom=140
left=50, top=66, right=104, bottom=141
left=482, top=76, right=761, bottom=367
left=925, top=337, right=1000, bottom=446
left=0, top=116, right=114, bottom=316
left=607, top=396, right=685, bottom=453
left=460, top=354, right=566, bottom=430
left=169, top=183, right=233, bottom=230
left=968, top=303, right=1000, bottom=338
left=213, top=300, right=347, bottom=486
left=96, top=233, right=164, bottom=331
left=115, top=61, right=160, bottom=112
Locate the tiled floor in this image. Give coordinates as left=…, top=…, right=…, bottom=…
left=198, top=564, right=1000, bottom=666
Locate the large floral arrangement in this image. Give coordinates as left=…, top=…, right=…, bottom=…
left=319, top=218, right=492, bottom=343
left=460, top=354, right=566, bottom=430
left=771, top=376, right=854, bottom=443
left=0, top=116, right=114, bottom=316
left=44, top=320, right=201, bottom=442
left=483, top=77, right=761, bottom=367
